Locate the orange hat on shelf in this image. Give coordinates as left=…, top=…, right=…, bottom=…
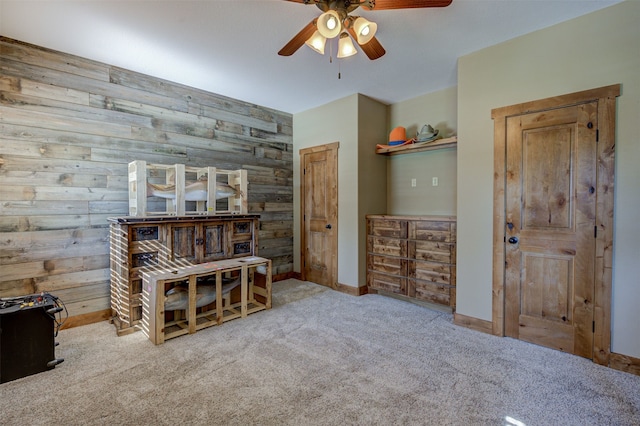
left=388, top=126, right=407, bottom=146
left=376, top=126, right=415, bottom=151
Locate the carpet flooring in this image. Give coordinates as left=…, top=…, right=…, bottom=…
left=1, top=279, right=638, bottom=425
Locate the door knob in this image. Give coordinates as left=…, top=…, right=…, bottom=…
left=325, top=224, right=332, bottom=229
left=508, top=236, right=519, bottom=244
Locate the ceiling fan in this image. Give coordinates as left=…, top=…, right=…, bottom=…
left=278, top=0, right=453, bottom=60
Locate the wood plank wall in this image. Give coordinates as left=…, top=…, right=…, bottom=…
left=0, top=37, right=293, bottom=322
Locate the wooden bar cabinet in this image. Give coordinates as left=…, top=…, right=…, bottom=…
left=109, top=214, right=259, bottom=335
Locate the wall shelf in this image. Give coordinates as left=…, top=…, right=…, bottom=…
left=376, top=136, right=457, bottom=156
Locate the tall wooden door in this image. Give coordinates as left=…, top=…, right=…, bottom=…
left=504, top=102, right=598, bottom=358
left=493, top=85, right=619, bottom=366
left=300, top=142, right=338, bottom=288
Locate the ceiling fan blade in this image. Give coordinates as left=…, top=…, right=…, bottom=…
left=362, top=0, right=452, bottom=10
left=278, top=19, right=317, bottom=57
left=359, top=36, right=386, bottom=60
left=346, top=28, right=385, bottom=60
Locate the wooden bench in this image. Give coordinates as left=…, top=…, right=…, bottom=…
left=141, top=257, right=271, bottom=344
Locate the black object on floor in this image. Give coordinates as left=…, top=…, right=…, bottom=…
left=0, top=293, right=64, bottom=383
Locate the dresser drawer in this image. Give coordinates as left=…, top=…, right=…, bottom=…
left=409, top=221, right=453, bottom=242
left=408, top=279, right=453, bottom=306
left=130, top=225, right=161, bottom=242
left=408, top=240, right=455, bottom=264
left=368, top=236, right=407, bottom=257
left=409, top=260, right=452, bottom=285
left=367, top=255, right=407, bottom=276
left=368, top=218, right=407, bottom=239
left=230, top=220, right=254, bottom=239
left=367, top=272, right=407, bottom=295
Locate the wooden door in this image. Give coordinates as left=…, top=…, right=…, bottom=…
left=504, top=102, right=598, bottom=357
left=300, top=142, right=339, bottom=288
left=169, top=223, right=197, bottom=263
left=492, top=85, right=619, bottom=365
left=202, top=222, right=225, bottom=262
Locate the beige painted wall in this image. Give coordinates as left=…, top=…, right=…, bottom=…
left=293, top=94, right=387, bottom=288
left=357, top=95, right=388, bottom=285
left=387, top=87, right=458, bottom=215
left=456, top=0, right=640, bottom=357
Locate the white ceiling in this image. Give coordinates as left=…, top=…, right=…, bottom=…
left=0, top=0, right=624, bottom=114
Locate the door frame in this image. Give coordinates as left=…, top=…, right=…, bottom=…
left=299, top=141, right=339, bottom=287
left=491, top=84, right=620, bottom=365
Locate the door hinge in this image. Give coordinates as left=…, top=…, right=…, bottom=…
left=594, top=226, right=597, bottom=238
left=593, top=321, right=596, bottom=333
left=303, top=168, right=306, bottom=175
left=596, top=129, right=599, bottom=142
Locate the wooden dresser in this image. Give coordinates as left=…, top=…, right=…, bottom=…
left=366, top=215, right=457, bottom=310
left=109, top=214, right=259, bottom=335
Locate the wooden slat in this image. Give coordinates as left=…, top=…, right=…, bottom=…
left=453, top=313, right=493, bottom=334
left=0, top=185, right=126, bottom=202
left=0, top=37, right=110, bottom=81
left=0, top=56, right=192, bottom=114
left=593, top=92, right=618, bottom=366
left=34, top=268, right=111, bottom=292
left=0, top=200, right=90, bottom=216
left=0, top=106, right=135, bottom=139
left=0, top=214, right=92, bottom=232
left=1, top=89, right=153, bottom=128
left=609, top=353, right=640, bottom=376
left=0, top=138, right=91, bottom=160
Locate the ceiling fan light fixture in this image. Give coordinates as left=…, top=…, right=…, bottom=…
left=305, top=30, right=326, bottom=54
left=317, top=10, right=342, bottom=39
left=337, top=33, right=357, bottom=58
left=352, top=17, right=377, bottom=45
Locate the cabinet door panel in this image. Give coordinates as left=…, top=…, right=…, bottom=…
left=171, top=225, right=196, bottom=262
left=203, top=223, right=225, bottom=261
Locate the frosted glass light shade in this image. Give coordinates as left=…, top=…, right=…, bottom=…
left=352, top=17, right=377, bottom=45
left=305, top=31, right=326, bottom=54
left=317, top=10, right=342, bottom=39
left=337, top=33, right=357, bottom=58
